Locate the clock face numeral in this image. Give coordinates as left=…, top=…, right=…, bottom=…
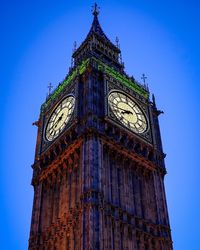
left=108, top=91, right=147, bottom=134
left=45, top=96, right=75, bottom=141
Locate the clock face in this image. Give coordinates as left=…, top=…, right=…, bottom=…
left=45, top=96, right=75, bottom=141
left=108, top=91, right=147, bottom=134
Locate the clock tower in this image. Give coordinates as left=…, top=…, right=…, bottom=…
left=29, top=5, right=173, bottom=250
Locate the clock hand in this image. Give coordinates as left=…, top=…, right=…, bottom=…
left=112, top=107, right=133, bottom=116
left=54, top=113, right=64, bottom=128
left=121, top=110, right=133, bottom=115
left=111, top=104, right=133, bottom=114
left=112, top=105, right=127, bottom=112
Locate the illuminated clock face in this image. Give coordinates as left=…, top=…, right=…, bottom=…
left=108, top=91, right=147, bottom=134
left=45, top=96, right=75, bottom=141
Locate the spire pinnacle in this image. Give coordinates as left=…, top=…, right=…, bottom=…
left=92, top=3, right=100, bottom=16
left=152, top=94, right=156, bottom=107
left=73, top=41, right=77, bottom=52
left=47, top=83, right=53, bottom=95
left=115, top=36, right=120, bottom=49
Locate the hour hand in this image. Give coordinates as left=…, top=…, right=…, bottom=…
left=54, top=113, right=64, bottom=127
left=121, top=110, right=133, bottom=115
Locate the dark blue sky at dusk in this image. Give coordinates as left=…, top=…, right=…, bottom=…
left=0, top=1, right=200, bottom=249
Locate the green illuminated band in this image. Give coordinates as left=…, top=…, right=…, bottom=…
left=41, top=58, right=90, bottom=111
left=92, top=58, right=149, bottom=99
left=41, top=57, right=149, bottom=112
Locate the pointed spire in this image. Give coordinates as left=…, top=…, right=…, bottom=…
left=73, top=41, right=77, bottom=52
left=92, top=3, right=100, bottom=17
left=152, top=94, right=156, bottom=107
left=115, top=36, right=120, bottom=49
left=152, top=94, right=164, bottom=115
left=115, top=36, right=124, bottom=67
left=88, top=4, right=107, bottom=39
left=74, top=4, right=120, bottom=51
left=71, top=41, right=77, bottom=68
left=72, top=4, right=121, bottom=67
left=87, top=3, right=119, bottom=50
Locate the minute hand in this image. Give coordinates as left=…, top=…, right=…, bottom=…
left=112, top=104, right=133, bottom=112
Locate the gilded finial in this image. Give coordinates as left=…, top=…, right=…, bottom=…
left=92, top=3, right=100, bottom=16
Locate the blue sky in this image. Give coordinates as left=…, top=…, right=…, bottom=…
left=0, top=1, right=200, bottom=249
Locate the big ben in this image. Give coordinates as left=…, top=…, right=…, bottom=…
left=28, top=5, right=173, bottom=250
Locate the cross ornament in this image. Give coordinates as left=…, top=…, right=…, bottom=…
left=48, top=83, right=53, bottom=95
left=141, top=73, right=147, bottom=84
left=92, top=3, right=100, bottom=16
